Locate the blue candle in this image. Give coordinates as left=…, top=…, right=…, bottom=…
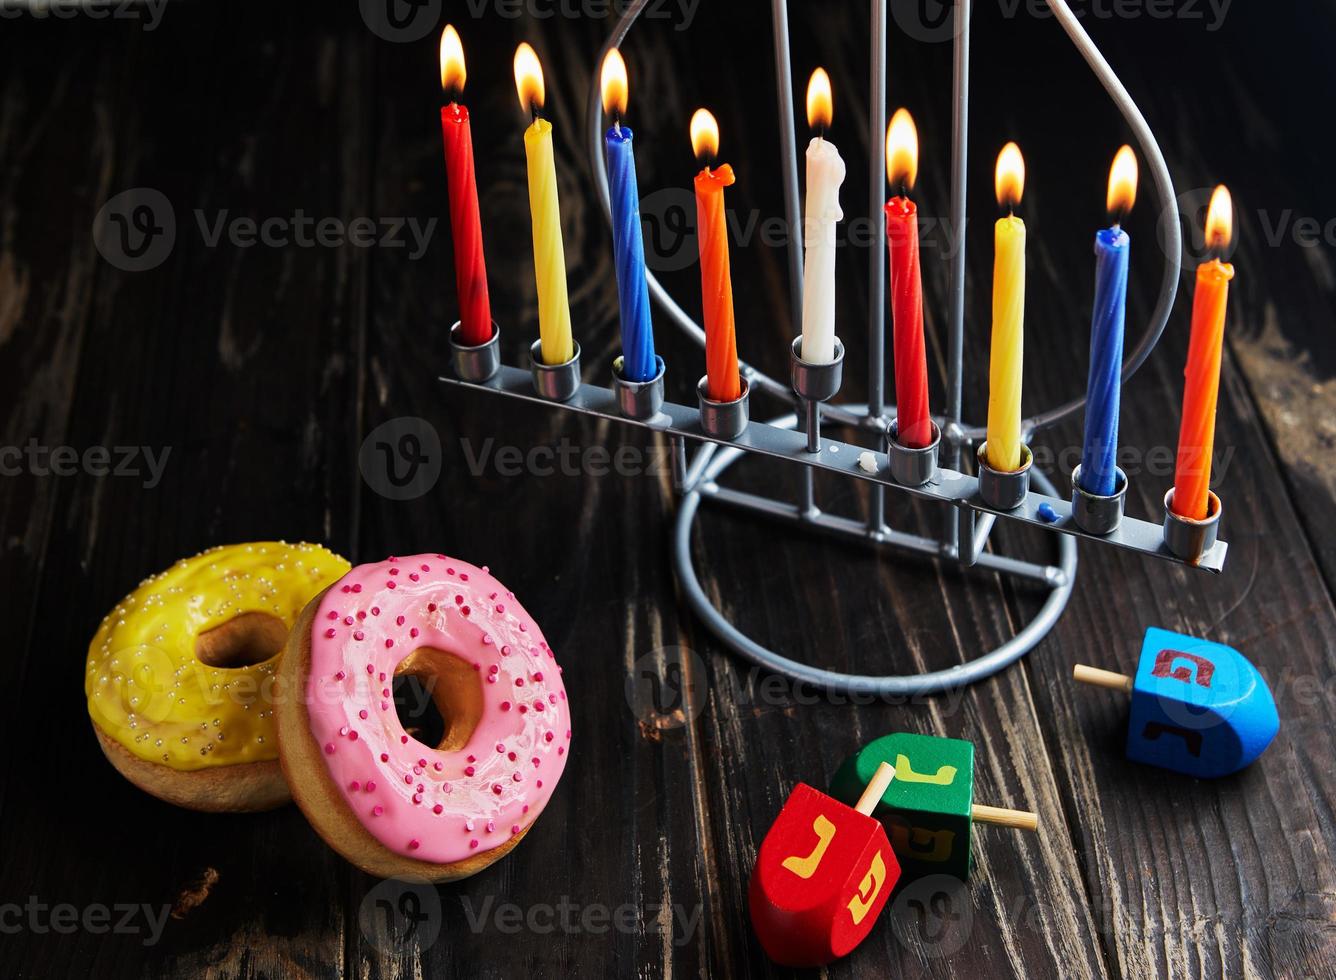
left=1079, top=225, right=1129, bottom=496
left=605, top=123, right=657, bottom=382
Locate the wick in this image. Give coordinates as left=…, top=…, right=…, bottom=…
left=529, top=102, right=540, bottom=124
left=613, top=114, right=623, bottom=139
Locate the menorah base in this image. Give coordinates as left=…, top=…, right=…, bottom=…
left=670, top=406, right=1077, bottom=697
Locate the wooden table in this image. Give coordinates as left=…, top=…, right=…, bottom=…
left=2, top=2, right=1333, bottom=977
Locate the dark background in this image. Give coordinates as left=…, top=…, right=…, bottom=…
left=2, top=0, right=1334, bottom=977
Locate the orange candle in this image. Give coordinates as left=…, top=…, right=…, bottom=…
left=690, top=109, right=741, bottom=402
left=1172, top=185, right=1235, bottom=520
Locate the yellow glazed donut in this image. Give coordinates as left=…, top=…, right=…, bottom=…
left=85, top=542, right=351, bottom=812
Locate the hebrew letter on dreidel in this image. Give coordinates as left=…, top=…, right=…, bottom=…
left=1141, top=721, right=1204, bottom=757
left=782, top=814, right=837, bottom=879
left=894, top=754, right=958, bottom=786
left=1151, top=649, right=1216, bottom=688
left=846, top=851, right=888, bottom=925
left=888, top=818, right=956, bottom=862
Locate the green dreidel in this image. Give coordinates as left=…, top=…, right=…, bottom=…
left=830, top=732, right=1037, bottom=881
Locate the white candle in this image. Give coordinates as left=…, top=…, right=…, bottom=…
left=800, top=135, right=845, bottom=364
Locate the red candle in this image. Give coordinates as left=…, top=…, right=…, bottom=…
left=884, top=110, right=931, bottom=448
left=440, top=26, right=491, bottom=347
left=1172, top=185, right=1234, bottom=520
left=690, top=109, right=741, bottom=403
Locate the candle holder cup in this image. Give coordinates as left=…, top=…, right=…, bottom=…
left=529, top=339, right=583, bottom=403
left=1162, top=487, right=1222, bottom=562
left=976, top=442, right=1034, bottom=511
left=789, top=336, right=845, bottom=403
left=1071, top=464, right=1128, bottom=535
left=449, top=321, right=502, bottom=383
left=697, top=376, right=750, bottom=440
left=886, top=419, right=941, bottom=487
left=612, top=354, right=666, bottom=421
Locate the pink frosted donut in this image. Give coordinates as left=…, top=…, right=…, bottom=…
left=276, top=555, right=571, bottom=880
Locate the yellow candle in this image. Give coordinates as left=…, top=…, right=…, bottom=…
left=515, top=44, right=574, bottom=366
left=986, top=143, right=1027, bottom=472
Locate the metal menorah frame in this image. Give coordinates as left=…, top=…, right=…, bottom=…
left=440, top=0, right=1227, bottom=695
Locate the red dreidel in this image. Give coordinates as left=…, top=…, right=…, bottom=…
left=749, top=761, right=900, bottom=967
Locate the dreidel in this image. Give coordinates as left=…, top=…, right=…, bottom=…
left=830, top=732, right=1037, bottom=882
left=749, top=762, right=901, bottom=967
left=1074, top=626, right=1279, bottom=778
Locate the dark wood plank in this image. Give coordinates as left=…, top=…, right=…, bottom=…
left=0, top=6, right=373, bottom=977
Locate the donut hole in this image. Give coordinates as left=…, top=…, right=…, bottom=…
left=195, top=612, right=289, bottom=669
left=393, top=648, right=483, bottom=752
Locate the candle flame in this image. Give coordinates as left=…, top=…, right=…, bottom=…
left=806, top=68, right=833, bottom=131
left=440, top=25, right=466, bottom=95
left=513, top=43, right=545, bottom=115
left=995, top=141, right=1025, bottom=209
left=690, top=108, right=719, bottom=163
left=1106, top=144, right=1138, bottom=217
left=1205, top=184, right=1233, bottom=251
left=886, top=108, right=918, bottom=191
left=601, top=49, right=629, bottom=120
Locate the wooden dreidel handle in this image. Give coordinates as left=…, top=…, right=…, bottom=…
left=1073, top=627, right=1280, bottom=778
left=748, top=763, right=901, bottom=967
left=971, top=803, right=1039, bottom=832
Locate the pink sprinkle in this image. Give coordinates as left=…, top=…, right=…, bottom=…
left=396, top=615, right=405, bottom=626
left=469, top=839, right=479, bottom=849
left=381, top=702, right=389, bottom=711
left=496, top=743, right=505, bottom=753
left=519, top=705, right=528, bottom=714
left=427, top=603, right=437, bottom=612
left=545, top=732, right=554, bottom=742
left=486, top=821, right=495, bottom=833
left=409, top=573, right=419, bottom=582
left=348, top=731, right=358, bottom=741
left=460, top=573, right=469, bottom=581
left=501, top=645, right=511, bottom=656
left=465, top=818, right=475, bottom=831
left=533, top=671, right=544, bottom=682
left=432, top=804, right=443, bottom=814
left=412, top=794, right=422, bottom=804
left=467, top=755, right=476, bottom=763
left=486, top=676, right=496, bottom=684
left=455, top=595, right=464, bottom=606
left=534, top=701, right=544, bottom=712
left=366, top=781, right=377, bottom=792
left=461, top=606, right=470, bottom=617
left=536, top=780, right=543, bottom=789
left=372, top=805, right=383, bottom=816
left=405, top=774, right=413, bottom=784
left=409, top=839, right=420, bottom=850
left=410, top=628, right=419, bottom=638
left=532, top=757, right=540, bottom=767
left=379, top=672, right=386, bottom=681
left=334, top=671, right=345, bottom=680
left=371, top=606, right=380, bottom=616
left=495, top=604, right=505, bottom=613
left=421, top=564, right=430, bottom=572
left=359, top=710, right=368, bottom=720
left=341, top=585, right=351, bottom=593
left=557, top=747, right=564, bottom=756
left=357, top=611, right=366, bottom=620
left=366, top=664, right=374, bottom=674
left=353, top=630, right=364, bottom=641
left=447, top=567, right=455, bottom=575
left=434, top=762, right=443, bottom=772
left=465, top=766, right=475, bottom=776
left=417, top=758, right=427, bottom=767
left=324, top=743, right=335, bottom=754
left=512, top=773, right=522, bottom=782
left=339, top=726, right=349, bottom=736
left=515, top=678, right=525, bottom=687
left=481, top=634, right=493, bottom=645
left=508, top=751, right=517, bottom=761
left=489, top=664, right=499, bottom=675
left=549, top=694, right=558, bottom=704
left=501, top=701, right=512, bottom=711
left=326, top=611, right=338, bottom=620
left=401, top=735, right=409, bottom=744
left=493, top=784, right=503, bottom=795
left=385, top=639, right=394, bottom=649
left=390, top=567, right=399, bottom=576
left=511, top=825, right=520, bottom=835
left=380, top=753, right=390, bottom=762
left=348, top=780, right=361, bottom=791
left=387, top=581, right=397, bottom=589
left=352, top=584, right=362, bottom=593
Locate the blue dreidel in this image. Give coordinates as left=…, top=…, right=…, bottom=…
left=1074, top=627, right=1279, bottom=778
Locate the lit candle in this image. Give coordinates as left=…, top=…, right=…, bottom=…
left=1172, top=185, right=1235, bottom=520
left=513, top=43, right=574, bottom=366
left=690, top=109, right=740, bottom=403
left=884, top=108, right=931, bottom=448
left=439, top=26, right=492, bottom=347
left=1079, top=146, right=1138, bottom=496
left=985, top=142, right=1027, bottom=472
left=601, top=50, right=657, bottom=383
left=799, top=68, right=846, bottom=365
